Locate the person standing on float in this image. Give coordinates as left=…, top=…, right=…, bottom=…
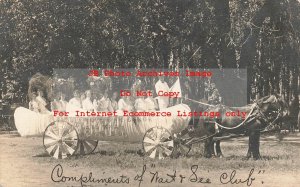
left=82, top=90, right=95, bottom=112
left=155, top=76, right=169, bottom=109
left=36, top=89, right=50, bottom=114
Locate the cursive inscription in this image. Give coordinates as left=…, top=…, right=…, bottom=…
left=51, top=164, right=263, bottom=186
left=220, top=168, right=255, bottom=186
left=149, top=170, right=177, bottom=183
left=51, top=164, right=130, bottom=187
left=134, top=164, right=146, bottom=187
left=189, top=165, right=211, bottom=183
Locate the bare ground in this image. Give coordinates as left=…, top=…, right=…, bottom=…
left=0, top=132, right=300, bottom=187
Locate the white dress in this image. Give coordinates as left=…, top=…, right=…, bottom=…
left=143, top=97, right=157, bottom=131
left=111, top=100, right=118, bottom=111
left=82, top=97, right=94, bottom=111
left=66, top=98, right=83, bottom=116
left=68, top=98, right=82, bottom=108
left=144, top=97, right=157, bottom=111
left=36, top=96, right=50, bottom=114
left=134, top=98, right=146, bottom=112
left=116, top=98, right=133, bottom=114
left=29, top=100, right=39, bottom=113
left=96, top=97, right=111, bottom=111
left=116, top=98, right=138, bottom=136
left=155, top=80, right=170, bottom=109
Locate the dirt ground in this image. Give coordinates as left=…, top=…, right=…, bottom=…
left=0, top=132, right=300, bottom=187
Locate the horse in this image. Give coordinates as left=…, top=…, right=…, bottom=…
left=184, top=95, right=288, bottom=160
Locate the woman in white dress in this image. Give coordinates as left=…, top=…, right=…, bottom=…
left=117, top=95, right=134, bottom=113
left=80, top=92, right=86, bottom=108
left=51, top=94, right=62, bottom=111
left=144, top=90, right=158, bottom=111
left=29, top=92, right=40, bottom=113
left=68, top=90, right=82, bottom=108
left=36, top=89, right=50, bottom=114
left=143, top=90, right=159, bottom=132
left=80, top=90, right=94, bottom=135
left=134, top=96, right=146, bottom=112
left=36, top=90, right=52, bottom=134
left=59, top=93, right=68, bottom=112
left=82, top=90, right=94, bottom=112
left=67, top=90, right=81, bottom=109
left=66, top=90, right=84, bottom=119
left=91, top=91, right=111, bottom=135
left=134, top=96, right=147, bottom=133
left=95, top=91, right=112, bottom=112
left=117, top=95, right=138, bottom=136
left=108, top=91, right=119, bottom=135
left=110, top=92, right=118, bottom=111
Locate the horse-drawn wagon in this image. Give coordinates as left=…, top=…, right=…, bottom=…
left=14, top=94, right=286, bottom=160
left=14, top=72, right=288, bottom=160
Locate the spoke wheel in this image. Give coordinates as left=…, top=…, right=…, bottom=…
left=77, top=139, right=98, bottom=155
left=142, top=127, right=174, bottom=159
left=43, top=121, right=78, bottom=159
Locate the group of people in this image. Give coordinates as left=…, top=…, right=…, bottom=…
left=28, top=88, right=159, bottom=116
left=27, top=77, right=173, bottom=115
left=51, top=88, right=159, bottom=115
left=24, top=77, right=222, bottom=137
left=28, top=77, right=222, bottom=115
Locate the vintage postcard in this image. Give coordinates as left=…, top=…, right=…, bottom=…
left=0, top=0, right=299, bottom=187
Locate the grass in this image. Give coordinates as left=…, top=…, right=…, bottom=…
left=2, top=131, right=299, bottom=187
left=31, top=133, right=300, bottom=172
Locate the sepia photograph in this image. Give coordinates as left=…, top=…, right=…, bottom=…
left=0, top=0, right=300, bottom=186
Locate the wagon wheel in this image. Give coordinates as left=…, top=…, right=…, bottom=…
left=43, top=121, right=78, bottom=159
left=143, top=127, right=174, bottom=159
left=77, top=138, right=98, bottom=155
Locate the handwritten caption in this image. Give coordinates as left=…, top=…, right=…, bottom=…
left=51, top=164, right=266, bottom=187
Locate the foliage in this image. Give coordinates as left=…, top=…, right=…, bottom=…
left=0, top=0, right=299, bottom=107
